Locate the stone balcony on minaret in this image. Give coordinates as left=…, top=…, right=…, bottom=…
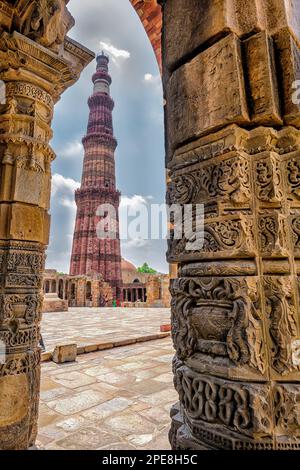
left=70, top=53, right=122, bottom=301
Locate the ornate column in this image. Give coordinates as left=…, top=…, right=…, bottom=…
left=0, top=1, right=93, bottom=449
left=162, top=0, right=300, bottom=450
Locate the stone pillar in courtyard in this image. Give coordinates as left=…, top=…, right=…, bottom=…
left=0, top=1, right=93, bottom=450
left=162, top=0, right=300, bottom=450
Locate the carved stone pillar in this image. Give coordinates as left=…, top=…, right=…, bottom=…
left=0, top=1, right=93, bottom=449
left=162, top=0, right=300, bottom=450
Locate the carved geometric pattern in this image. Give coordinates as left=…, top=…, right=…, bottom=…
left=174, top=366, right=272, bottom=437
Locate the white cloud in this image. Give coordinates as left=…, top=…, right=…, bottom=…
left=143, top=73, right=163, bottom=101
left=144, top=73, right=153, bottom=82
left=120, top=194, right=148, bottom=210
left=60, top=198, right=77, bottom=210
left=51, top=174, right=80, bottom=212
left=58, top=140, right=83, bottom=160
left=100, top=41, right=130, bottom=63
left=47, top=174, right=81, bottom=273
left=52, top=173, right=80, bottom=198
left=144, top=73, right=161, bottom=85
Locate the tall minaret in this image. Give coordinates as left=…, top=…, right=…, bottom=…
left=70, top=53, right=122, bottom=301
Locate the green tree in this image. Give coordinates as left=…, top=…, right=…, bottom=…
left=137, top=262, right=157, bottom=274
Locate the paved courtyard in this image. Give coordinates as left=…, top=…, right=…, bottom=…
left=37, top=336, right=176, bottom=450
left=41, top=307, right=171, bottom=351
left=38, top=308, right=175, bottom=450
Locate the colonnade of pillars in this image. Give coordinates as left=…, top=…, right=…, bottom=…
left=122, top=287, right=147, bottom=303
left=43, top=279, right=69, bottom=301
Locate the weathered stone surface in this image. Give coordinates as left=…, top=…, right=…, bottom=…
left=52, top=344, right=77, bottom=364
left=9, top=204, right=50, bottom=244
left=13, top=168, right=51, bottom=209
left=275, top=29, right=300, bottom=127
left=243, top=32, right=281, bottom=124
left=168, top=124, right=248, bottom=169
left=163, top=0, right=263, bottom=70
left=163, top=0, right=300, bottom=71
left=0, top=373, right=29, bottom=427
left=53, top=371, right=95, bottom=389
left=166, top=34, right=249, bottom=152
left=47, top=389, right=106, bottom=415
left=261, top=0, right=300, bottom=42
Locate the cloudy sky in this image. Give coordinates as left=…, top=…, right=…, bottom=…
left=47, top=0, right=168, bottom=274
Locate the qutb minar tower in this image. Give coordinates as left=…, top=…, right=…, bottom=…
left=70, top=53, right=122, bottom=301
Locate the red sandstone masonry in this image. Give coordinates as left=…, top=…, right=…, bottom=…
left=70, top=53, right=122, bottom=301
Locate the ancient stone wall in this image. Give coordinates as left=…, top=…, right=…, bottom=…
left=42, top=270, right=113, bottom=310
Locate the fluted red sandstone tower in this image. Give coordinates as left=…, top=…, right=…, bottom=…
left=70, top=53, right=122, bottom=301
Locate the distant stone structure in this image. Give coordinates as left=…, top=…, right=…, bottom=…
left=121, top=259, right=170, bottom=308
left=42, top=259, right=170, bottom=311
left=69, top=52, right=123, bottom=301
left=42, top=269, right=113, bottom=310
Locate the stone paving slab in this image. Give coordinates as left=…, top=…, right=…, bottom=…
left=41, top=332, right=171, bottom=362
left=37, top=337, right=176, bottom=450
left=41, top=308, right=171, bottom=351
